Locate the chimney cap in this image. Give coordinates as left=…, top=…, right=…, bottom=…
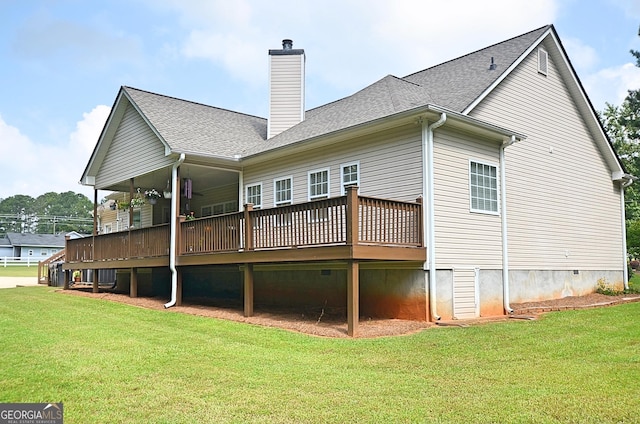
left=269, top=39, right=304, bottom=56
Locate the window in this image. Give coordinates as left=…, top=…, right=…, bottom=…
left=538, top=48, right=548, bottom=76
left=341, top=162, right=359, bottom=194
left=203, top=201, right=237, bottom=216
left=274, top=177, right=293, bottom=226
left=246, top=183, right=262, bottom=209
left=40, top=250, right=47, bottom=256
left=308, top=169, right=329, bottom=200
left=469, top=160, right=499, bottom=214
left=274, top=176, right=292, bottom=206
left=133, top=210, right=141, bottom=229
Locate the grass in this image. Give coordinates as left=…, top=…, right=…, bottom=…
left=1, top=287, right=639, bottom=423
left=0, top=265, right=38, bottom=277
left=629, top=271, right=640, bottom=291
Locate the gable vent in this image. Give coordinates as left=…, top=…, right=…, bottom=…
left=538, top=48, right=548, bottom=76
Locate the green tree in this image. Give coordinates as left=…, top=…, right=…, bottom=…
left=33, top=192, right=93, bottom=234
left=601, top=25, right=640, bottom=257
left=0, top=192, right=93, bottom=235
left=0, top=195, right=36, bottom=233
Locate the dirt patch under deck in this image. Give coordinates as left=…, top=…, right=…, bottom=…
left=58, top=286, right=640, bottom=338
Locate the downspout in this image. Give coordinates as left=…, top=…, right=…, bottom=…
left=501, top=136, right=517, bottom=314
left=422, top=113, right=446, bottom=321
left=164, top=153, right=186, bottom=308
left=620, top=176, right=634, bottom=290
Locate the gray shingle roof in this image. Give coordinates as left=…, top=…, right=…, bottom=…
left=123, top=26, right=549, bottom=159
left=124, top=87, right=268, bottom=157
left=403, top=25, right=550, bottom=112
left=5, top=233, right=66, bottom=247
left=244, top=75, right=435, bottom=154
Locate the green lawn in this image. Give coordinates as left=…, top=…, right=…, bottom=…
left=0, top=265, right=38, bottom=277
left=1, top=287, right=638, bottom=423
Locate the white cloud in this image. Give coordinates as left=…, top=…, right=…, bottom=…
left=583, top=62, right=640, bottom=110
left=161, top=0, right=559, bottom=104
left=563, top=37, right=599, bottom=71
left=0, top=106, right=110, bottom=200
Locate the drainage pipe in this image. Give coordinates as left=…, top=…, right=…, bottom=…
left=164, top=153, right=186, bottom=308
left=620, top=176, right=634, bottom=289
left=423, top=113, right=446, bottom=321
left=501, top=136, right=517, bottom=314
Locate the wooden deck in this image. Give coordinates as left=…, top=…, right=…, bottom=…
left=65, top=189, right=425, bottom=269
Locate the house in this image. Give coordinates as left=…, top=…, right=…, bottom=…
left=2, top=232, right=67, bottom=261
left=65, top=25, right=631, bottom=336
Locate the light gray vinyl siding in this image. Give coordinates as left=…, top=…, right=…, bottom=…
left=243, top=125, right=424, bottom=207
left=95, top=103, right=175, bottom=188
left=433, top=128, right=503, bottom=268
left=470, top=38, right=622, bottom=270
left=268, top=54, right=304, bottom=138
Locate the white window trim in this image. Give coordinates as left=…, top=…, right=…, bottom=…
left=538, top=48, right=548, bottom=76
left=308, top=168, right=330, bottom=200
left=468, top=159, right=500, bottom=216
left=340, top=161, right=360, bottom=195
left=273, top=175, right=293, bottom=206
left=245, top=183, right=263, bottom=209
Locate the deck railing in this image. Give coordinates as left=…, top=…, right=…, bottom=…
left=66, top=188, right=423, bottom=263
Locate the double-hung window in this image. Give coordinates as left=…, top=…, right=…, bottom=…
left=308, top=169, right=329, bottom=222
left=274, top=176, right=293, bottom=226
left=274, top=177, right=293, bottom=206
left=308, top=169, right=329, bottom=200
left=469, top=160, right=499, bottom=214
left=246, top=183, right=262, bottom=209
left=341, top=161, right=359, bottom=194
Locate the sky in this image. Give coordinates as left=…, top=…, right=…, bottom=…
left=1, top=0, right=639, bottom=201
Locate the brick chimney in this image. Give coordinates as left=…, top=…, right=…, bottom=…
left=268, top=39, right=305, bottom=139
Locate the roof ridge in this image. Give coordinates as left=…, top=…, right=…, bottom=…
left=403, top=24, right=551, bottom=79
left=123, top=86, right=266, bottom=121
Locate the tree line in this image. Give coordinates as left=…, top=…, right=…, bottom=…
left=600, top=25, right=640, bottom=257
left=0, top=192, right=93, bottom=235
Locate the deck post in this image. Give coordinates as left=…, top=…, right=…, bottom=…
left=37, top=261, right=42, bottom=286
left=130, top=267, right=137, bottom=298
left=176, top=269, right=183, bottom=306
left=92, top=271, right=99, bottom=293
left=63, top=235, right=70, bottom=290
left=346, top=185, right=359, bottom=245
left=244, top=263, right=254, bottom=317
left=244, top=204, right=254, bottom=251
left=93, top=189, right=99, bottom=236
left=347, top=260, right=359, bottom=337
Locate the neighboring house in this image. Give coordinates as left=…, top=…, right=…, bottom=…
left=2, top=233, right=66, bottom=261
left=0, top=235, right=12, bottom=257
left=96, top=193, right=156, bottom=234
left=66, top=25, right=631, bottom=335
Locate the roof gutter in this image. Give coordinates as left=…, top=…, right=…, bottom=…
left=422, top=113, right=447, bottom=321
left=241, top=104, right=525, bottom=164
left=164, top=153, right=186, bottom=309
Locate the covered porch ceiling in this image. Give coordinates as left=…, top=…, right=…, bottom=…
left=97, top=163, right=240, bottom=194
